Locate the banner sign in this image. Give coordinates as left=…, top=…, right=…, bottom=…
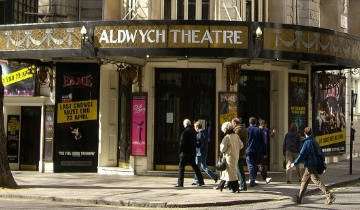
left=7, top=115, right=19, bottom=163
left=313, top=73, right=346, bottom=154
left=57, top=100, right=97, bottom=123
left=131, top=93, right=147, bottom=156
left=54, top=63, right=99, bottom=172
left=288, top=74, right=308, bottom=134
left=0, top=63, right=35, bottom=96
left=94, top=25, right=248, bottom=49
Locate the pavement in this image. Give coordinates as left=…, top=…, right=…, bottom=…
left=0, top=157, right=360, bottom=208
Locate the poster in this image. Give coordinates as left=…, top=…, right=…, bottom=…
left=131, top=93, right=147, bottom=156
left=219, top=92, right=238, bottom=125
left=288, top=74, right=308, bottom=135
left=313, top=73, right=346, bottom=154
left=54, top=63, right=99, bottom=172
left=7, top=115, right=19, bottom=163
left=0, top=63, right=35, bottom=96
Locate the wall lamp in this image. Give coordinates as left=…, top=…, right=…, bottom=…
left=255, top=26, right=263, bottom=40
left=80, top=26, right=89, bottom=44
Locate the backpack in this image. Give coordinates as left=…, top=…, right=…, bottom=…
left=310, top=140, right=326, bottom=174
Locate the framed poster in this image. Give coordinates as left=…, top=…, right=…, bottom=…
left=7, top=115, right=19, bottom=163
left=44, top=106, right=54, bottom=161
left=218, top=92, right=238, bottom=140
left=131, top=93, right=147, bottom=156
left=313, top=73, right=346, bottom=155
left=288, top=74, right=308, bottom=135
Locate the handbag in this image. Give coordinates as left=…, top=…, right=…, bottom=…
left=215, top=153, right=227, bottom=171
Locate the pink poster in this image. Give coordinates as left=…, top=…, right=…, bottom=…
left=131, top=94, right=147, bottom=156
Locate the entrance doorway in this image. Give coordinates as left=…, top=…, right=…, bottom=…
left=238, top=70, right=270, bottom=168
left=154, top=68, right=216, bottom=169
left=20, top=106, right=41, bottom=170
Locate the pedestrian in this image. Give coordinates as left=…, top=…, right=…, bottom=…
left=258, top=119, right=275, bottom=184
left=289, top=127, right=335, bottom=205
left=174, top=119, right=204, bottom=188
left=231, top=117, right=248, bottom=191
left=283, top=123, right=302, bottom=183
left=215, top=122, right=243, bottom=192
left=246, top=117, right=266, bottom=187
left=192, top=121, right=218, bottom=185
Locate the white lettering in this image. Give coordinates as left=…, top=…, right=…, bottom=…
left=223, top=30, right=233, bottom=44
left=147, top=29, right=155, bottom=43
left=126, top=30, right=137, bottom=42
left=212, top=30, right=222, bottom=44
left=181, top=30, right=191, bottom=43
left=99, top=30, right=109, bottom=43
left=157, top=29, right=166, bottom=43
left=110, top=30, right=117, bottom=43
left=139, top=30, right=148, bottom=43
left=234, top=30, right=242, bottom=44
left=118, top=30, right=126, bottom=43
left=201, top=30, right=213, bottom=44
left=191, top=30, right=200, bottom=44
left=170, top=29, right=181, bottom=43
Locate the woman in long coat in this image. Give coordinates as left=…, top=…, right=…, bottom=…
left=216, top=122, right=243, bottom=192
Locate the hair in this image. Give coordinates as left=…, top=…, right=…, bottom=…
left=304, top=127, right=312, bottom=136
left=221, top=122, right=233, bottom=134
left=231, top=118, right=241, bottom=125
left=289, top=123, right=298, bottom=132
left=249, top=117, right=257, bottom=125
left=183, top=119, right=191, bottom=128
left=259, top=119, right=266, bottom=126
left=194, top=121, right=202, bottom=129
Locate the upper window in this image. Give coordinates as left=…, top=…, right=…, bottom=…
left=177, top=0, right=184, bottom=20
left=188, top=0, right=196, bottom=20
left=164, top=0, right=171, bottom=20
left=202, top=0, right=209, bottom=20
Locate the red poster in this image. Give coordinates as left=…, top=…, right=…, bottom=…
left=131, top=94, right=147, bottom=156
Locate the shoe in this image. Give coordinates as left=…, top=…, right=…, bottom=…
left=239, top=187, right=247, bottom=191
left=286, top=181, right=291, bottom=184
left=174, top=184, right=183, bottom=188
left=249, top=179, right=258, bottom=184
left=191, top=182, right=197, bottom=185
left=266, top=177, right=272, bottom=184
left=197, top=182, right=204, bottom=186
left=325, top=193, right=335, bottom=205
left=291, top=195, right=301, bottom=204
left=249, top=181, right=256, bottom=187
left=214, top=177, right=218, bottom=183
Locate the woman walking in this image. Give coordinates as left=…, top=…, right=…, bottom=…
left=283, top=123, right=302, bottom=183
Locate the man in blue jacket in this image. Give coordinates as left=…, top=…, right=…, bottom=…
left=246, top=117, right=266, bottom=187
left=290, top=127, right=335, bottom=205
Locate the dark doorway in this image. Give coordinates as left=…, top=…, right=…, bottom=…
left=238, top=70, right=270, bottom=168
left=154, top=68, right=216, bottom=169
left=20, top=106, right=41, bottom=170
left=118, top=82, right=131, bottom=168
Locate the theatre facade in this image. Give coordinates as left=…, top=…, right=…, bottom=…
left=0, top=20, right=359, bottom=173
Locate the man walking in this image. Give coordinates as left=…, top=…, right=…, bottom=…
left=246, top=117, right=266, bottom=187
left=174, top=119, right=204, bottom=187
left=192, top=121, right=218, bottom=185
left=232, top=118, right=248, bottom=191
left=258, top=119, right=275, bottom=184
left=290, top=127, right=335, bottom=204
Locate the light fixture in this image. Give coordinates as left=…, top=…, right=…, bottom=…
left=255, top=26, right=263, bottom=39
left=80, top=26, right=89, bottom=43
left=146, top=54, right=150, bottom=59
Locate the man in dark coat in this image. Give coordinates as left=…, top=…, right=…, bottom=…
left=174, top=119, right=204, bottom=187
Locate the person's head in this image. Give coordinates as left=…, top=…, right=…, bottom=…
left=304, top=127, right=312, bottom=136
left=289, top=123, right=298, bottom=132
left=259, top=119, right=266, bottom=128
left=249, top=117, right=257, bottom=126
left=183, top=119, right=191, bottom=128
left=194, top=121, right=202, bottom=132
left=231, top=118, right=241, bottom=128
left=221, top=122, right=233, bottom=134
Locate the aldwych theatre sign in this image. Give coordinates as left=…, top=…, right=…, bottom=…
left=94, top=25, right=249, bottom=49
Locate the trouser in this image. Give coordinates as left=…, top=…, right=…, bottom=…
left=246, top=153, right=259, bottom=183
left=298, top=166, right=331, bottom=202
left=177, top=154, right=204, bottom=185
left=285, top=151, right=302, bottom=182
left=258, top=156, right=268, bottom=180
left=194, top=155, right=218, bottom=183
left=237, top=158, right=247, bottom=189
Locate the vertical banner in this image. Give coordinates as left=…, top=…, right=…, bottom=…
left=313, top=73, right=346, bottom=154
left=288, top=74, right=308, bottom=135
left=131, top=93, right=147, bottom=156
left=7, top=115, right=19, bottom=163
left=54, top=63, right=99, bottom=172
left=44, top=106, right=54, bottom=161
